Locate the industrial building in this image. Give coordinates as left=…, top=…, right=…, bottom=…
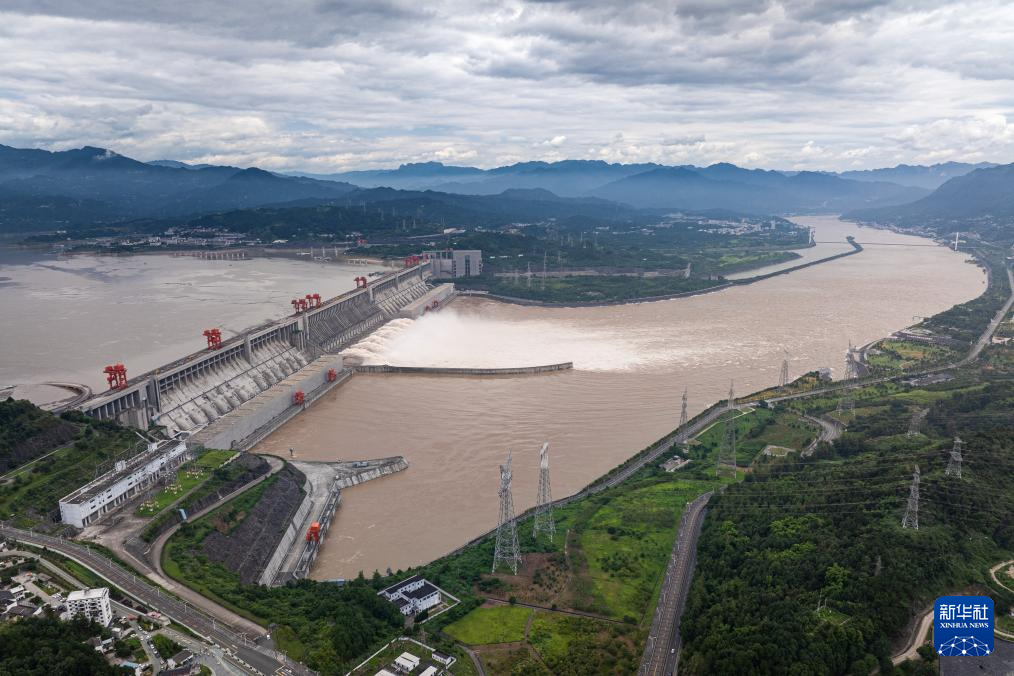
left=58, top=439, right=189, bottom=528
left=422, top=249, right=482, bottom=278
left=66, top=587, right=112, bottom=626
left=379, top=575, right=442, bottom=616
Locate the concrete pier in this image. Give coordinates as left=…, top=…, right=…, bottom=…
left=268, top=457, right=409, bottom=585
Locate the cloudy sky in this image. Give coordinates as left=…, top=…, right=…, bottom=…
left=1, top=0, right=1012, bottom=172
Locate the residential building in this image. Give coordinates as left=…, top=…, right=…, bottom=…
left=66, top=587, right=113, bottom=626
left=393, top=652, right=421, bottom=673
left=379, top=575, right=442, bottom=616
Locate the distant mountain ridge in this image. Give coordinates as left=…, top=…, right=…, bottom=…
left=289, top=158, right=930, bottom=212
left=846, top=162, right=1014, bottom=240
left=1, top=143, right=1005, bottom=232
left=0, top=144, right=356, bottom=230
left=836, top=161, right=995, bottom=190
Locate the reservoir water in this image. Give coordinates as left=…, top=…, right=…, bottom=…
left=251, top=216, right=986, bottom=579
left=0, top=249, right=386, bottom=394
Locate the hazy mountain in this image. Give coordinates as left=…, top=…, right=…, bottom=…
left=434, top=160, right=661, bottom=197
left=299, top=161, right=486, bottom=190
left=0, top=145, right=356, bottom=230
left=846, top=162, right=1014, bottom=239
left=837, top=162, right=996, bottom=190
left=299, top=159, right=659, bottom=196
left=590, top=164, right=928, bottom=212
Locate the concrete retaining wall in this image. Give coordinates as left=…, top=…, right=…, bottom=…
left=352, top=362, right=573, bottom=376
left=258, top=478, right=313, bottom=586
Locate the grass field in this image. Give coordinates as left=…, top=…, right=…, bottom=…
left=529, top=611, right=639, bottom=675
left=688, top=407, right=818, bottom=465
left=443, top=605, right=532, bottom=645
left=135, top=450, right=236, bottom=517
left=866, top=339, right=958, bottom=374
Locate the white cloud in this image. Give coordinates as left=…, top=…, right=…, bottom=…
left=0, top=2, right=1011, bottom=171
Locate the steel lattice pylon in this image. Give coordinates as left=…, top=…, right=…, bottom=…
left=945, top=437, right=963, bottom=478
left=837, top=342, right=858, bottom=418
left=717, top=381, right=737, bottom=478
left=493, top=450, right=522, bottom=574
left=532, top=442, right=555, bottom=541
left=676, top=387, right=690, bottom=444
left=902, top=465, right=920, bottom=530
left=779, top=350, right=790, bottom=389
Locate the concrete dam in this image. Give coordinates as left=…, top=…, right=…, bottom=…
left=79, top=263, right=438, bottom=438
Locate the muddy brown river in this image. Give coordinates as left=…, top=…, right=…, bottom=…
left=252, top=216, right=986, bottom=579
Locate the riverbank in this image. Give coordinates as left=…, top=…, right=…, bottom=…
left=456, top=236, right=863, bottom=308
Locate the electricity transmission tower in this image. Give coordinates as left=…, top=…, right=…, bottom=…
left=532, top=442, right=555, bottom=541
left=945, top=437, right=963, bottom=478
left=717, top=382, right=737, bottom=478
left=901, top=465, right=920, bottom=530
left=779, top=350, right=790, bottom=389
left=906, top=408, right=928, bottom=438
left=493, top=450, right=522, bottom=574
left=675, top=387, right=690, bottom=443
left=836, top=342, right=858, bottom=417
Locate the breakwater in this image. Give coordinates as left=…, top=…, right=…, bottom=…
left=458, top=237, right=864, bottom=308
left=352, top=362, right=573, bottom=376
left=269, top=457, right=409, bottom=585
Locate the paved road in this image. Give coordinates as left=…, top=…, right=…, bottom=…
left=0, top=524, right=307, bottom=676
left=639, top=491, right=712, bottom=676
left=802, top=414, right=844, bottom=456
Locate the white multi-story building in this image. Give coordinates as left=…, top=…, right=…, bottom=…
left=66, top=587, right=112, bottom=626
left=59, top=439, right=189, bottom=528
left=379, top=575, right=442, bottom=616
left=422, top=249, right=482, bottom=278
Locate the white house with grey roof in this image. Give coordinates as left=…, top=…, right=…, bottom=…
left=379, top=575, right=441, bottom=616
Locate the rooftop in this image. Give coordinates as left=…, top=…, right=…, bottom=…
left=404, top=582, right=439, bottom=601
left=380, top=574, right=423, bottom=596
left=60, top=440, right=185, bottom=505
left=67, top=588, right=109, bottom=602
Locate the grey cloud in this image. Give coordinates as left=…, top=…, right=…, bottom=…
left=0, top=1, right=1012, bottom=171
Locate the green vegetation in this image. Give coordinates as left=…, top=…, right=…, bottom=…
left=444, top=605, right=532, bottom=645
left=135, top=450, right=235, bottom=517
left=0, top=408, right=135, bottom=527
left=141, top=452, right=258, bottom=542
left=865, top=339, right=959, bottom=375
left=0, top=616, right=119, bottom=675
left=161, top=474, right=403, bottom=674
left=453, top=274, right=722, bottom=303
left=680, top=376, right=1014, bottom=675
left=688, top=407, right=818, bottom=466
left=151, top=633, right=182, bottom=660
left=529, top=612, right=640, bottom=675
left=0, top=398, right=78, bottom=475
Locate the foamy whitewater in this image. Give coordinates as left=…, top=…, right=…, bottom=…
left=341, top=310, right=727, bottom=372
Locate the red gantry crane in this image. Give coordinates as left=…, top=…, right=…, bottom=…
left=103, top=364, right=128, bottom=390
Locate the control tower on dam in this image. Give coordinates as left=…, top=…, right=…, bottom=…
left=79, top=263, right=434, bottom=433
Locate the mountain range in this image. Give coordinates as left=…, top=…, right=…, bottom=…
left=0, top=143, right=1009, bottom=234
left=0, top=145, right=356, bottom=230
left=846, top=163, right=1014, bottom=240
